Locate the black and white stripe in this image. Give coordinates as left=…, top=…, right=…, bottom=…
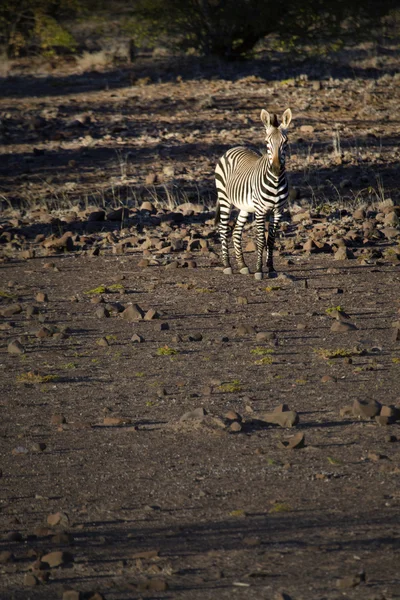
left=215, top=108, right=292, bottom=279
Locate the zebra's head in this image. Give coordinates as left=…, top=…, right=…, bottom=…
left=260, top=108, right=292, bottom=177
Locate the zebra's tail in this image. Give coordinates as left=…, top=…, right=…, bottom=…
left=214, top=201, right=221, bottom=226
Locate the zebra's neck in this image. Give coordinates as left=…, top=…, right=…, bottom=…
left=260, top=153, right=286, bottom=186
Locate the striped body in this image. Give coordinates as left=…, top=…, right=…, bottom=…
left=215, top=108, right=292, bottom=278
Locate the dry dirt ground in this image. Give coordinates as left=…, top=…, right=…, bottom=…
left=1, top=47, right=400, bottom=600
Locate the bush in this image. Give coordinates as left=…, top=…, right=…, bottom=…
left=129, top=0, right=399, bottom=59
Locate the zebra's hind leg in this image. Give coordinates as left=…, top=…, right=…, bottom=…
left=254, top=212, right=266, bottom=280
left=217, top=200, right=233, bottom=274
left=266, top=213, right=281, bottom=278
left=233, top=210, right=250, bottom=274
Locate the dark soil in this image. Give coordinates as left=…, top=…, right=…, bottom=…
left=1, top=48, right=400, bottom=600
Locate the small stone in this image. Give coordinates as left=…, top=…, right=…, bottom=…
left=12, top=446, right=29, bottom=455
left=31, top=442, right=46, bottom=452
left=237, top=324, right=256, bottom=335
left=36, top=292, right=48, bottom=302
left=1, top=303, right=22, bottom=317
left=122, top=304, right=144, bottom=321
left=41, top=550, right=73, bottom=567
left=141, top=201, right=156, bottom=213
left=225, top=410, right=242, bottom=421
left=256, top=331, right=276, bottom=342
left=95, top=307, right=109, bottom=319
left=229, top=421, right=242, bottom=432
left=36, top=326, right=53, bottom=338
left=334, top=247, right=354, bottom=260
left=62, top=591, right=82, bottom=600
left=24, top=573, right=38, bottom=587
left=144, top=308, right=159, bottom=321
left=131, top=333, right=144, bottom=343
left=180, top=407, right=207, bottom=422
left=321, top=374, right=336, bottom=383
left=188, top=333, right=203, bottom=342
left=138, top=579, right=169, bottom=592
left=50, top=414, right=66, bottom=425
left=237, top=296, right=248, bottom=305
left=273, top=404, right=290, bottom=413
left=353, top=399, right=381, bottom=419
left=47, top=511, right=69, bottom=528
left=7, top=340, right=25, bottom=354
left=26, top=305, right=39, bottom=318
left=336, top=575, right=362, bottom=589
left=257, top=411, right=299, bottom=428
left=96, top=337, right=109, bottom=347
left=279, top=432, right=305, bottom=450
left=330, top=320, right=357, bottom=332
left=0, top=550, right=14, bottom=563
left=375, top=416, right=394, bottom=426
left=52, top=532, right=73, bottom=544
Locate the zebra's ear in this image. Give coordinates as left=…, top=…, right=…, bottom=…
left=260, top=109, right=271, bottom=129
left=281, top=108, right=292, bottom=128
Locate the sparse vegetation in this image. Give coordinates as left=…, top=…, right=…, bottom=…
left=325, top=306, right=344, bottom=315
left=251, top=347, right=274, bottom=356
left=156, top=346, right=179, bottom=356
left=254, top=356, right=274, bottom=365
left=315, top=347, right=365, bottom=360
left=16, top=371, right=58, bottom=384
left=218, top=380, right=242, bottom=393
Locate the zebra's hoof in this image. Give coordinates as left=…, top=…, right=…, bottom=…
left=254, top=272, right=263, bottom=281
left=267, top=270, right=278, bottom=279
left=239, top=267, right=250, bottom=275
left=223, top=267, right=233, bottom=275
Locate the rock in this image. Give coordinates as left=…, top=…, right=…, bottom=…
left=256, top=331, right=276, bottom=342
left=236, top=296, right=248, bottom=305
left=273, top=404, right=290, bottom=413
left=41, top=550, right=73, bottom=567
left=375, top=415, right=394, bottom=426
left=47, top=512, right=69, bottom=528
left=7, top=340, right=25, bottom=354
left=52, top=532, right=73, bottom=544
left=131, top=333, right=144, bottom=343
left=26, top=305, right=39, bottom=318
left=36, top=292, right=48, bottom=302
left=225, top=410, right=242, bottom=421
left=321, top=374, right=336, bottom=383
left=36, top=326, right=53, bottom=338
left=24, top=573, right=38, bottom=586
left=180, top=407, right=207, bottom=422
left=31, top=442, right=46, bottom=452
left=353, top=207, right=366, bottom=220
left=107, top=207, right=129, bottom=221
left=278, top=432, right=305, bottom=449
left=340, top=405, right=353, bottom=416
left=229, top=421, right=242, bottom=432
left=0, top=550, right=14, bottom=563
left=96, top=337, right=109, bottom=347
left=188, top=333, right=203, bottom=342
left=95, top=306, right=109, bottom=319
left=62, top=591, right=82, bottom=600
left=391, top=326, right=400, bottom=342
left=140, top=201, right=156, bottom=213
left=1, top=303, right=22, bottom=317
left=353, top=399, right=381, bottom=419
left=330, top=320, right=358, bottom=332
left=144, top=308, right=159, bottom=320
left=236, top=324, right=256, bottom=335
left=336, top=574, right=363, bottom=589
left=138, top=579, right=169, bottom=592
left=122, top=304, right=144, bottom=321
left=257, top=411, right=299, bottom=428
left=50, top=414, right=66, bottom=425
left=334, top=247, right=354, bottom=260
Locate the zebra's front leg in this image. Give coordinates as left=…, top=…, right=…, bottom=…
left=233, top=210, right=250, bottom=274
left=266, top=213, right=281, bottom=278
left=218, top=202, right=233, bottom=274
left=254, top=212, right=266, bottom=280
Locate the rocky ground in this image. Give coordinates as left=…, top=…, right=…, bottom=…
left=1, top=45, right=400, bottom=600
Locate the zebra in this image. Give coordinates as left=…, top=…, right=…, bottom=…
left=215, top=108, right=292, bottom=280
